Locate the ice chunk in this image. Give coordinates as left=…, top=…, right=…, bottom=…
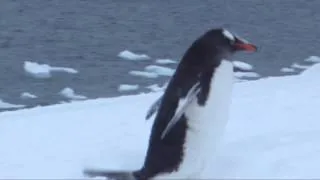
left=128, top=70, right=159, bottom=78
left=233, top=61, right=253, bottom=71
left=146, top=84, right=163, bottom=92
left=118, top=84, right=139, bottom=92
left=59, top=87, right=87, bottom=100
left=20, top=92, right=37, bottom=99
left=155, top=59, right=177, bottom=64
left=118, top=50, right=150, bottom=61
left=144, top=65, right=175, bottom=76
left=291, top=63, right=310, bottom=69
left=0, top=99, right=25, bottom=109
left=304, top=56, right=320, bottom=63
left=24, top=61, right=78, bottom=79
left=280, top=67, right=295, bottom=73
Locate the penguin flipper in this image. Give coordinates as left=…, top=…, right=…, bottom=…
left=161, top=82, right=201, bottom=139
left=83, top=168, right=136, bottom=180
left=145, top=95, right=163, bottom=120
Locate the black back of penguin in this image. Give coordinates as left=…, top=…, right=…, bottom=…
left=137, top=28, right=243, bottom=179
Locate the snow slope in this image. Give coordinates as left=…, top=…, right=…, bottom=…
left=1, top=63, right=320, bottom=179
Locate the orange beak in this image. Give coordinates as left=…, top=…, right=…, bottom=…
left=234, top=39, right=257, bottom=52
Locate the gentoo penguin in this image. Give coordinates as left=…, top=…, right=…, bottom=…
left=83, top=28, right=257, bottom=180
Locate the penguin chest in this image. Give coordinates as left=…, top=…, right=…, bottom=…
left=176, top=60, right=234, bottom=178
left=185, top=60, right=234, bottom=141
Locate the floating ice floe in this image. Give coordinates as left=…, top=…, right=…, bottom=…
left=24, top=61, right=78, bottom=79
left=118, top=50, right=150, bottom=61
left=59, top=87, right=87, bottom=101
left=291, top=63, right=310, bottom=69
left=118, top=84, right=139, bottom=92
left=233, top=60, right=253, bottom=71
left=144, top=65, right=175, bottom=76
left=128, top=70, right=159, bottom=78
left=304, top=56, right=320, bottom=63
left=146, top=84, right=164, bottom=92
left=155, top=59, right=177, bottom=64
left=0, top=99, right=25, bottom=109
left=234, top=71, right=260, bottom=78
left=20, top=92, right=37, bottom=99
left=280, top=67, right=295, bottom=73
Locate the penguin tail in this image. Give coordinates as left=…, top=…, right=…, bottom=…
left=83, top=168, right=136, bottom=180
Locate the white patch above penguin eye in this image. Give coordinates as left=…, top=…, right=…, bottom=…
left=222, top=29, right=235, bottom=41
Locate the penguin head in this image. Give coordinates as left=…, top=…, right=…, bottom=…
left=202, top=28, right=257, bottom=60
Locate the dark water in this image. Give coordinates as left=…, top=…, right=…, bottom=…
left=0, top=0, right=319, bottom=111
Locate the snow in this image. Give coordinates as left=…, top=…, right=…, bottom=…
left=144, top=65, right=175, bottom=76
left=118, top=84, right=139, bottom=92
left=155, top=59, right=177, bottom=64
left=233, top=60, right=253, bottom=71
left=59, top=87, right=87, bottom=100
left=118, top=50, right=150, bottom=61
left=20, top=92, right=37, bottom=99
left=0, top=99, right=25, bottom=109
left=128, top=70, right=159, bottom=78
left=280, top=67, right=295, bottom=73
left=24, top=61, right=78, bottom=79
left=233, top=77, right=248, bottom=83
left=1, top=63, right=320, bottom=178
left=234, top=71, right=260, bottom=78
left=304, top=55, right=320, bottom=63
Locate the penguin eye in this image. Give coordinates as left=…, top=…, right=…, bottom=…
left=229, top=38, right=236, bottom=45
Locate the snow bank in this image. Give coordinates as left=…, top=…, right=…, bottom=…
left=128, top=70, right=159, bottom=78
left=118, top=50, right=150, bottom=61
left=1, top=63, right=320, bottom=178
left=20, top=92, right=37, bottom=99
left=59, top=87, right=87, bottom=100
left=144, top=65, right=175, bottom=76
left=24, top=61, right=78, bottom=79
left=118, top=84, right=139, bottom=92
left=234, top=71, right=260, bottom=78
left=155, top=59, right=177, bottom=64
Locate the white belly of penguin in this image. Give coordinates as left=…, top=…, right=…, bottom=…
left=154, top=60, right=234, bottom=179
